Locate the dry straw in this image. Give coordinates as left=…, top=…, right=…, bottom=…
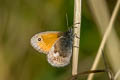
left=87, top=0, right=120, bottom=80
left=72, top=0, right=81, bottom=76
left=114, top=69, right=120, bottom=80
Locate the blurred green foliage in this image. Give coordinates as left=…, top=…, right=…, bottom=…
left=0, top=0, right=118, bottom=80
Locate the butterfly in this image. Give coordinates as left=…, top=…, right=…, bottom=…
left=30, top=28, right=73, bottom=67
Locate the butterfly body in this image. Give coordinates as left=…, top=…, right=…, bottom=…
left=31, top=29, right=73, bottom=67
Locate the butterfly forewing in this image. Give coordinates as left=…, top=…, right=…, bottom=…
left=31, top=31, right=61, bottom=54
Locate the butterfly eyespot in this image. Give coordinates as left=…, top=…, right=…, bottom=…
left=38, top=38, right=41, bottom=41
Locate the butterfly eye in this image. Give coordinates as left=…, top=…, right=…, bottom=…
left=38, top=38, right=41, bottom=41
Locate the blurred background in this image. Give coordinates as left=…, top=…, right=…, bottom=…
left=0, top=0, right=120, bottom=80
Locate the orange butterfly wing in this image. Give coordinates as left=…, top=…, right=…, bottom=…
left=31, top=32, right=61, bottom=54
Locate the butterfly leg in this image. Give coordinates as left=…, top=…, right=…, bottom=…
left=73, top=33, right=80, bottom=39
left=73, top=46, right=79, bottom=48
left=73, top=33, right=80, bottom=48
left=73, top=22, right=80, bottom=28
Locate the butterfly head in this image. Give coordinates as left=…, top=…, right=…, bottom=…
left=63, top=27, right=73, bottom=36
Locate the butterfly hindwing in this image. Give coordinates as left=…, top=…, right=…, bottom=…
left=47, top=29, right=73, bottom=67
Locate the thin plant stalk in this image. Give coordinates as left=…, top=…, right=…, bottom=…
left=72, top=0, right=81, bottom=76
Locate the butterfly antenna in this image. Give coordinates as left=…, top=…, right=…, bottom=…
left=66, top=13, right=72, bottom=33
left=66, top=13, right=69, bottom=28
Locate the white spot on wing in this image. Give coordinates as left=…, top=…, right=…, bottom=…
left=47, top=44, right=72, bottom=67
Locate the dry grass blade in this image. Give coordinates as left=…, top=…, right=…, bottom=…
left=69, top=69, right=105, bottom=80
left=102, top=51, right=114, bottom=80
left=114, top=70, right=120, bottom=80
left=87, top=0, right=120, bottom=80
